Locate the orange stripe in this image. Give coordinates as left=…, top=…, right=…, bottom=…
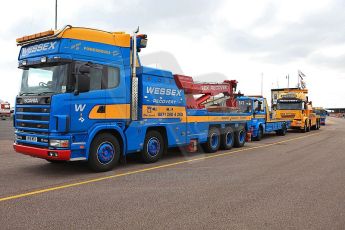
left=89, top=104, right=130, bottom=119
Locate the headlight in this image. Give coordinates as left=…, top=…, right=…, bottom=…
left=49, top=139, right=69, bottom=148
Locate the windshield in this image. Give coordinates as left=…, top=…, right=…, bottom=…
left=314, top=109, right=327, bottom=116
left=237, top=99, right=253, bottom=113
left=277, top=100, right=303, bottom=110
left=20, top=64, right=69, bottom=95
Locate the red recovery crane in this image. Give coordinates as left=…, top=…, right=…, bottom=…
left=173, top=74, right=239, bottom=109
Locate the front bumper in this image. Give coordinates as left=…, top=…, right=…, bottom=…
left=13, top=143, right=71, bottom=161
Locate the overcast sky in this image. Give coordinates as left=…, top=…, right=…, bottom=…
left=0, top=0, right=344, bottom=108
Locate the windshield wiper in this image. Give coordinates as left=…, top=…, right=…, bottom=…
left=19, top=92, right=37, bottom=96
left=38, top=91, right=55, bottom=95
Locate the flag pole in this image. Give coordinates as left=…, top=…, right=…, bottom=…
left=55, top=0, right=57, bottom=30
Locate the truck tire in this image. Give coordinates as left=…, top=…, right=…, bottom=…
left=301, top=123, right=307, bottom=133
left=88, top=133, right=121, bottom=172
left=202, top=127, right=221, bottom=153
left=276, top=125, right=287, bottom=136
left=253, top=126, right=263, bottom=141
left=306, top=121, right=311, bottom=132
left=141, top=130, right=165, bottom=163
left=234, top=128, right=246, bottom=148
left=220, top=127, right=234, bottom=150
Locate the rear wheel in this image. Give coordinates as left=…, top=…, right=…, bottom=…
left=141, top=130, right=165, bottom=163
left=220, top=127, right=234, bottom=150
left=202, top=127, right=221, bottom=153
left=88, top=133, right=121, bottom=172
left=234, top=128, right=246, bottom=148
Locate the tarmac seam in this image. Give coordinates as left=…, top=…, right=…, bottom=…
left=0, top=132, right=320, bottom=203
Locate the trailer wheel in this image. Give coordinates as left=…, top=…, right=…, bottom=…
left=141, top=130, right=165, bottom=163
left=202, top=127, right=221, bottom=153
left=253, top=126, right=263, bottom=141
left=234, top=128, right=246, bottom=148
left=220, top=127, right=234, bottom=150
left=88, top=133, right=121, bottom=172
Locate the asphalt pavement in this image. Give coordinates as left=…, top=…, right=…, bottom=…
left=0, top=117, right=344, bottom=229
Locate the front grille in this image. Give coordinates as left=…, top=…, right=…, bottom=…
left=16, top=107, right=50, bottom=113
left=15, top=101, right=51, bottom=148
left=17, top=121, right=49, bottom=129
left=16, top=114, right=50, bottom=121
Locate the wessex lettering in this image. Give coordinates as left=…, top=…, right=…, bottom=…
left=146, top=86, right=182, bottom=96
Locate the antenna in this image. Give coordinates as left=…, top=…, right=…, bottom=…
left=261, top=72, right=264, bottom=96
left=55, top=0, right=58, bottom=30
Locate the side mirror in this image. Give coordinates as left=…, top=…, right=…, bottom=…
left=75, top=74, right=90, bottom=95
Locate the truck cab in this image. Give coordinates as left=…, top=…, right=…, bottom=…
left=237, top=96, right=290, bottom=141
left=313, top=107, right=327, bottom=125
left=274, top=90, right=320, bottom=132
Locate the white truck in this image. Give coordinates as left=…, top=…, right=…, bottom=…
left=0, top=101, right=11, bottom=120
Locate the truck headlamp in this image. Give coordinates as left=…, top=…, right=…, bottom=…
left=49, top=139, right=69, bottom=148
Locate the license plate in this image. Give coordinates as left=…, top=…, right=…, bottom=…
left=26, top=136, right=38, bottom=142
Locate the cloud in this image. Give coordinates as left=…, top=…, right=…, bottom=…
left=217, top=0, right=345, bottom=67
left=61, top=0, right=224, bottom=36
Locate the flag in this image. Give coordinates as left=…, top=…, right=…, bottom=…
left=298, top=70, right=306, bottom=80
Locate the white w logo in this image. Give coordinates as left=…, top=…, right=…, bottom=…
left=75, top=104, right=86, bottom=112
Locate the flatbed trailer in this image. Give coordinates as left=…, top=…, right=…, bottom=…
left=13, top=26, right=251, bottom=172
left=237, top=96, right=291, bottom=141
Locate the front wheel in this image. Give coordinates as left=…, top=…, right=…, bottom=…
left=141, top=130, right=165, bottom=163
left=234, top=128, right=246, bottom=148
left=306, top=120, right=311, bottom=132
left=276, top=124, right=287, bottom=136
left=316, top=120, right=320, bottom=130
left=301, top=123, right=307, bottom=133
left=253, top=126, right=263, bottom=141
left=88, top=133, right=121, bottom=172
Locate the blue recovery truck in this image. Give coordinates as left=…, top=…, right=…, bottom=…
left=13, top=26, right=252, bottom=172
left=237, top=96, right=291, bottom=141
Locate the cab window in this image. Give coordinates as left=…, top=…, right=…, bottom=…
left=254, top=100, right=265, bottom=112
left=74, top=62, right=120, bottom=91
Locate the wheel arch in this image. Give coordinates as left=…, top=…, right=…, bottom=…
left=87, top=125, right=126, bottom=159
left=145, top=126, right=168, bottom=151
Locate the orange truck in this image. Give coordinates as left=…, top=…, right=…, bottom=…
left=0, top=101, right=11, bottom=120
left=272, top=88, right=320, bottom=132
